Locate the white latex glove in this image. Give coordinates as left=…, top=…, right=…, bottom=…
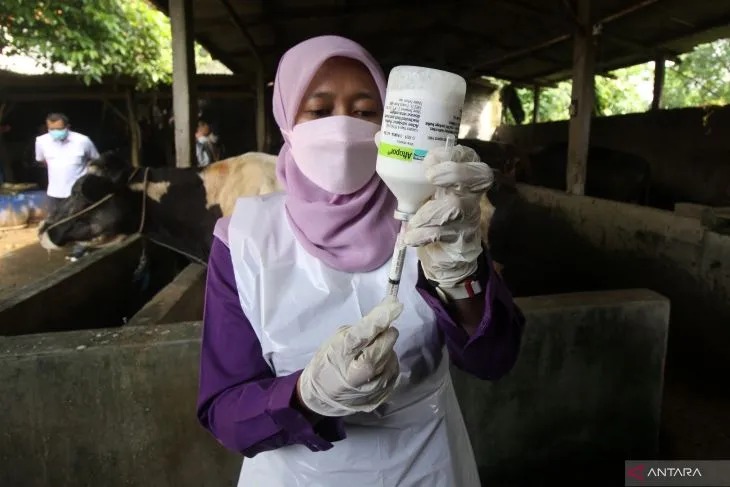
left=402, top=144, right=494, bottom=287
left=297, top=296, right=403, bottom=417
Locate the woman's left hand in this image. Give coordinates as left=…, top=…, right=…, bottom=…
left=402, top=144, right=494, bottom=288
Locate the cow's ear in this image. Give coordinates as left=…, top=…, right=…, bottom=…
left=80, top=176, right=115, bottom=202
left=88, top=151, right=131, bottom=185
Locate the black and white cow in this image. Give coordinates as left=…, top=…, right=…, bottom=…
left=38, top=150, right=512, bottom=275
left=38, top=151, right=280, bottom=262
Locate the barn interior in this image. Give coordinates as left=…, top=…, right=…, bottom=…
left=1, top=1, right=729, bottom=486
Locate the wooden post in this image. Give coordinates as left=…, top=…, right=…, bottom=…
left=532, top=85, right=541, bottom=123
left=255, top=68, right=266, bottom=152
left=0, top=102, right=14, bottom=183
left=651, top=53, right=665, bottom=111
left=125, top=91, right=141, bottom=167
left=170, top=0, right=197, bottom=168
left=566, top=0, right=596, bottom=196
left=217, top=0, right=266, bottom=152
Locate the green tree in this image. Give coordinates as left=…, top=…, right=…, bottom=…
left=594, top=63, right=653, bottom=116
left=195, top=44, right=232, bottom=75
left=489, top=79, right=572, bottom=124
left=490, top=38, right=729, bottom=125
left=0, top=0, right=173, bottom=89
left=663, top=38, right=730, bottom=109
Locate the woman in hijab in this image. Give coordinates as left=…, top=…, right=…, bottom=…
left=197, top=35, right=525, bottom=486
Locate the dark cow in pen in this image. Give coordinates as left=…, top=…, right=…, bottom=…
left=38, top=151, right=280, bottom=262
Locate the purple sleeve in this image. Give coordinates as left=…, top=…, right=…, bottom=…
left=416, top=246, right=525, bottom=380
left=196, top=235, right=346, bottom=457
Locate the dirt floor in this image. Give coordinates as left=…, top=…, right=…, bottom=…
left=0, top=225, right=39, bottom=255
left=660, top=371, right=730, bottom=459
left=0, top=224, right=69, bottom=301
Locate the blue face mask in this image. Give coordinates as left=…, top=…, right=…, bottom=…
left=49, top=128, right=68, bottom=141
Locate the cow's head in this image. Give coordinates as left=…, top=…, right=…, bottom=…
left=38, top=152, right=140, bottom=250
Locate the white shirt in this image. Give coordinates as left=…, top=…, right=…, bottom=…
left=35, top=131, right=100, bottom=198
left=196, top=140, right=212, bottom=167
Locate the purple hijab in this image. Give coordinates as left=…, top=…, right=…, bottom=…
left=272, top=35, right=399, bottom=273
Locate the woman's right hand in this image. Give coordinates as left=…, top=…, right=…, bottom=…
left=296, top=296, right=403, bottom=417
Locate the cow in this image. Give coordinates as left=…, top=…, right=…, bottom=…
left=37, top=151, right=280, bottom=263
left=521, top=141, right=652, bottom=205
left=459, top=138, right=531, bottom=183
left=37, top=150, right=509, bottom=276
left=464, top=138, right=652, bottom=205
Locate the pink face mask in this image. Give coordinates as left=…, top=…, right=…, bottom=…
left=285, top=115, right=380, bottom=195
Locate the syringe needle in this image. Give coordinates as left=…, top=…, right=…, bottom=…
left=444, top=134, right=455, bottom=159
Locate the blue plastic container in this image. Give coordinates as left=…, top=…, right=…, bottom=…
left=0, top=189, right=49, bottom=228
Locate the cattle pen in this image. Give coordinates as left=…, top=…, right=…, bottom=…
left=1, top=1, right=730, bottom=486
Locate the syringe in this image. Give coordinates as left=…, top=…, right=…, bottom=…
left=385, top=134, right=456, bottom=298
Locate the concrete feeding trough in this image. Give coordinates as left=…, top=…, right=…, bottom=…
left=0, top=235, right=195, bottom=336
left=125, top=263, right=206, bottom=327
left=502, top=183, right=730, bottom=379
left=0, top=288, right=670, bottom=487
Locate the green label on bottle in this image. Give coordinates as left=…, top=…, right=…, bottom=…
left=378, top=142, right=414, bottom=161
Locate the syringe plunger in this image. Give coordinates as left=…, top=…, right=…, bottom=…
left=385, top=218, right=409, bottom=298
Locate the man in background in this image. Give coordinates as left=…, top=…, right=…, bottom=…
left=195, top=118, right=221, bottom=167
left=35, top=112, right=100, bottom=260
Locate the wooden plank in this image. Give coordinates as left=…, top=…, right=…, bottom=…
left=566, top=0, right=595, bottom=196
left=170, top=0, right=197, bottom=168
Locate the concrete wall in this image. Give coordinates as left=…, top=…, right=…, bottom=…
left=0, top=289, right=669, bottom=487
left=500, top=184, right=730, bottom=381
left=493, top=105, right=730, bottom=208
left=0, top=322, right=239, bottom=487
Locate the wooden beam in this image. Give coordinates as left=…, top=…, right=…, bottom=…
left=146, top=0, right=242, bottom=75
left=170, top=0, right=197, bottom=168
left=651, top=54, right=666, bottom=111
left=488, top=6, right=730, bottom=85
left=195, top=0, right=461, bottom=28
left=0, top=91, right=255, bottom=103
left=444, top=24, right=567, bottom=69
left=217, top=0, right=266, bottom=152
left=566, top=0, right=596, bottom=196
left=101, top=99, right=128, bottom=124
left=467, top=0, right=661, bottom=76
left=263, top=0, right=279, bottom=153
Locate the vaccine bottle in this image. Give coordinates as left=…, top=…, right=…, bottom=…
left=375, top=66, right=467, bottom=219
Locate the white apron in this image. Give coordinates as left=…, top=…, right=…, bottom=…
left=228, top=192, right=480, bottom=487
